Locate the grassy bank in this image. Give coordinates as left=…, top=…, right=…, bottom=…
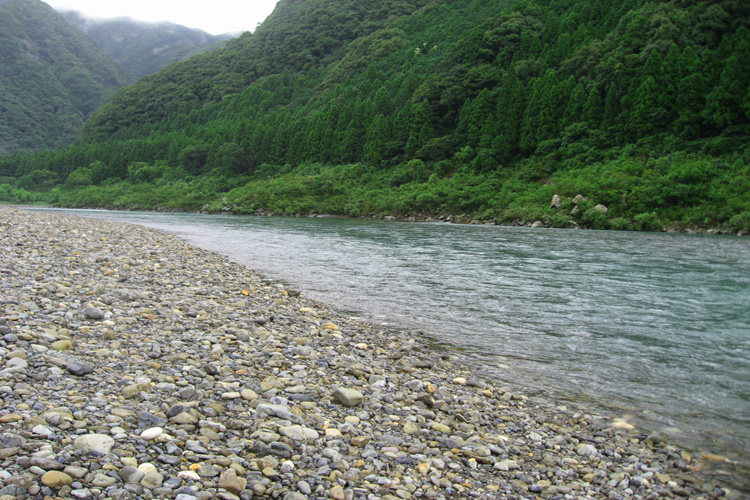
left=5, top=147, right=748, bottom=235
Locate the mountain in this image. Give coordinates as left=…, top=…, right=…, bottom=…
left=0, top=0, right=126, bottom=155
left=3, top=0, right=750, bottom=233
left=62, top=12, right=233, bottom=83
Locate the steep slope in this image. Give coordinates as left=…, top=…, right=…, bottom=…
left=2, top=0, right=749, bottom=232
left=0, top=0, right=126, bottom=154
left=78, top=0, right=433, bottom=139
left=62, top=12, right=232, bottom=83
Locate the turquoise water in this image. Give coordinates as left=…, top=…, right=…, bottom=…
left=46, top=209, right=750, bottom=490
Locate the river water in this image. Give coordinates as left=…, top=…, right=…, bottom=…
left=42, top=209, right=750, bottom=491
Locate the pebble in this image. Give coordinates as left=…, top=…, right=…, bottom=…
left=0, top=208, right=729, bottom=500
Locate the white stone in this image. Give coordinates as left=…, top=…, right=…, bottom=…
left=494, top=459, right=519, bottom=471
left=279, top=425, right=319, bottom=443
left=140, top=427, right=164, bottom=440
left=178, top=470, right=201, bottom=481
left=74, top=434, right=115, bottom=454
left=577, top=444, right=598, bottom=457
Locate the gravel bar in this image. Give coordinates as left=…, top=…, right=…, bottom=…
left=0, top=207, right=738, bottom=500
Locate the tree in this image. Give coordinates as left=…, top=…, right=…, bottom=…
left=564, top=83, right=587, bottom=128
left=456, top=89, right=495, bottom=148
left=495, top=69, right=526, bottom=159
left=210, top=142, right=247, bottom=175
left=703, top=31, right=750, bottom=128
left=363, top=113, right=390, bottom=166
left=658, top=43, right=682, bottom=123
left=405, top=99, right=433, bottom=157
left=535, top=69, right=564, bottom=143
left=583, top=87, right=603, bottom=127
left=519, top=76, right=542, bottom=153
left=178, top=144, right=210, bottom=175
left=674, top=73, right=708, bottom=139
left=629, top=76, right=659, bottom=139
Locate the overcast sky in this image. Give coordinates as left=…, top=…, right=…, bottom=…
left=45, top=0, right=279, bottom=35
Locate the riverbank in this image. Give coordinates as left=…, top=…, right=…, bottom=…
left=0, top=207, right=739, bottom=500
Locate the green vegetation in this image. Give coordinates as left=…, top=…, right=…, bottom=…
left=63, top=12, right=232, bottom=83
left=1, top=0, right=749, bottom=233
left=0, top=0, right=126, bottom=154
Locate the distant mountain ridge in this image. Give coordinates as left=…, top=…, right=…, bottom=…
left=0, top=0, right=126, bottom=154
left=62, top=12, right=232, bottom=83
left=0, top=0, right=234, bottom=155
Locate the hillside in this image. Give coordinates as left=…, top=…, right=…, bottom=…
left=2, top=0, right=749, bottom=233
left=62, top=12, right=232, bottom=83
left=0, top=0, right=126, bottom=155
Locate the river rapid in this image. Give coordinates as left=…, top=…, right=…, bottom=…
left=41, top=209, right=750, bottom=493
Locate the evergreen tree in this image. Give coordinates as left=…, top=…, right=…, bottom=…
left=602, top=82, right=621, bottom=129
left=629, top=76, right=659, bottom=139
left=703, top=29, right=750, bottom=128
left=564, top=83, right=587, bottom=128
left=374, top=86, right=395, bottom=116
left=405, top=99, right=433, bottom=156
left=520, top=77, right=542, bottom=153
left=536, top=69, right=564, bottom=142
left=363, top=113, right=390, bottom=166
left=457, top=89, right=495, bottom=148
left=583, top=87, right=604, bottom=127
left=674, top=73, right=708, bottom=139
left=495, top=69, right=526, bottom=159
left=659, top=43, right=682, bottom=122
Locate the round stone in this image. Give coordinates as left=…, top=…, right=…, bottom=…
left=140, top=427, right=164, bottom=440
left=577, top=444, right=598, bottom=457
left=41, top=471, right=73, bottom=488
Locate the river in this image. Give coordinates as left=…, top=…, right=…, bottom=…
left=40, top=209, right=750, bottom=492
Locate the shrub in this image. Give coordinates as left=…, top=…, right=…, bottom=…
left=608, top=217, right=632, bottom=231
left=727, top=211, right=750, bottom=234
left=0, top=184, right=13, bottom=201
left=632, top=212, right=664, bottom=232
left=581, top=206, right=609, bottom=230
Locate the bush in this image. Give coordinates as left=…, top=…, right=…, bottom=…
left=12, top=188, right=33, bottom=203
left=581, top=206, right=608, bottom=230
left=727, top=211, right=750, bottom=234
left=608, top=217, right=632, bottom=231
left=0, top=184, right=13, bottom=201
left=632, top=212, right=664, bottom=232
left=548, top=213, right=572, bottom=228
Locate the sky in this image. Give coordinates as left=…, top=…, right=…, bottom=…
left=45, top=0, right=279, bottom=35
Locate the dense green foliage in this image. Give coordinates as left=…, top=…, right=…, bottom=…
left=2, top=0, right=749, bottom=232
left=63, top=12, right=232, bottom=83
left=0, top=0, right=126, bottom=154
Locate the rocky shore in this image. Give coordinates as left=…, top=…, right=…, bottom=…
left=0, top=207, right=737, bottom=500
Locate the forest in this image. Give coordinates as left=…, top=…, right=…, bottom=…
left=0, top=0, right=231, bottom=155
left=0, top=0, right=125, bottom=154
left=1, top=0, right=749, bottom=233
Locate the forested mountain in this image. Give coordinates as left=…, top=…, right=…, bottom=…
left=62, top=12, right=232, bottom=83
left=2, top=0, right=750, bottom=233
left=0, top=0, right=126, bottom=154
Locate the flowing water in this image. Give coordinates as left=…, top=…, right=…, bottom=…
left=40, top=209, right=750, bottom=492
